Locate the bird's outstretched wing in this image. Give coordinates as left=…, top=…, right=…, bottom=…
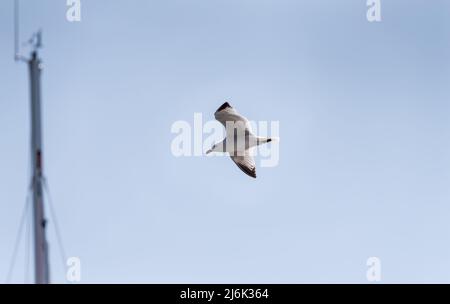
left=214, top=102, right=253, bottom=134
left=230, top=153, right=256, bottom=178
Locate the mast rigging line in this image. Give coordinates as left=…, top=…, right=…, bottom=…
left=5, top=183, right=33, bottom=283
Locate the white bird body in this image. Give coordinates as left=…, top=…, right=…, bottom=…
left=210, top=135, right=271, bottom=154
left=206, top=102, right=274, bottom=178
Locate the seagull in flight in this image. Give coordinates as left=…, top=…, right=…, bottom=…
left=206, top=102, right=274, bottom=178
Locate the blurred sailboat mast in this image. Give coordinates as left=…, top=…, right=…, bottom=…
left=14, top=0, right=50, bottom=284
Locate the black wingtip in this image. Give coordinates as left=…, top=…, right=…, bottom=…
left=247, top=168, right=257, bottom=178
left=267, top=138, right=272, bottom=143
left=236, top=163, right=257, bottom=178
left=216, top=102, right=232, bottom=112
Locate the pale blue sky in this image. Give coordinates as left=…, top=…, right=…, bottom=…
left=0, top=0, right=449, bottom=283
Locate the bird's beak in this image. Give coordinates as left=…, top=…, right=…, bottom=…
left=205, top=149, right=212, bottom=155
